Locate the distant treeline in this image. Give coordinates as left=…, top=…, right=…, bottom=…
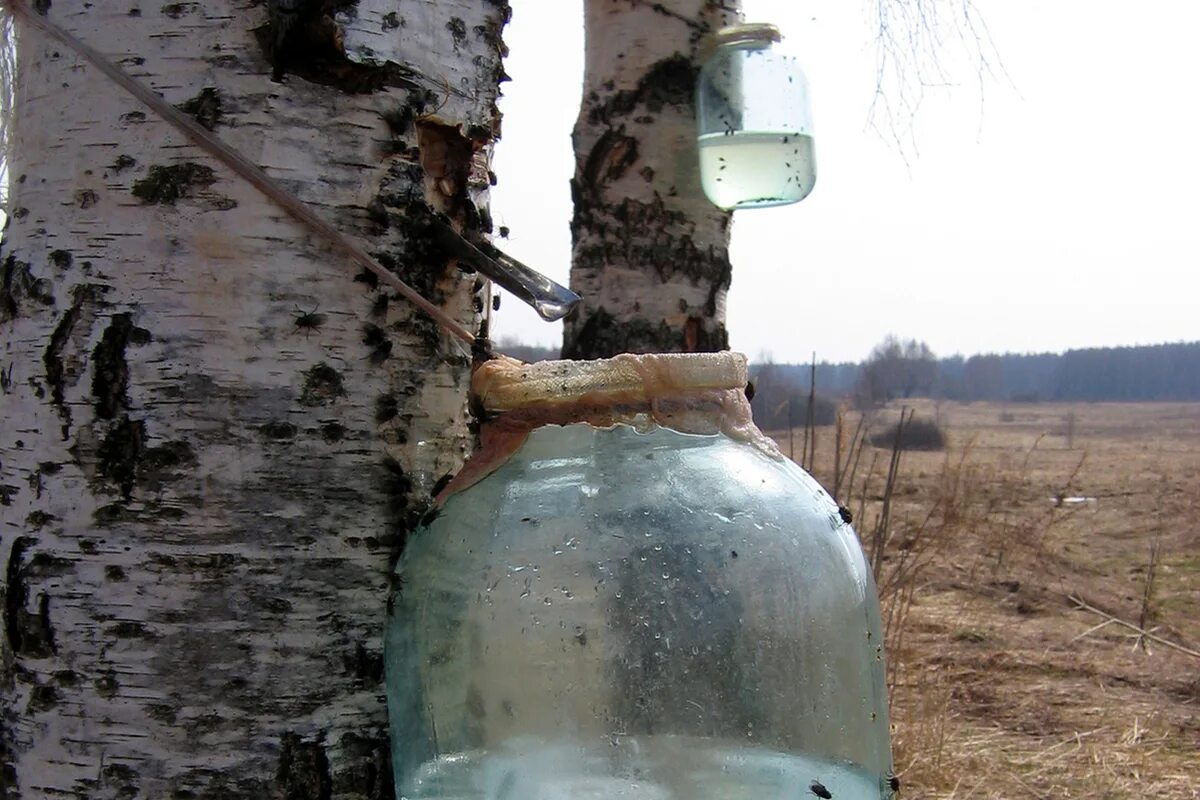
left=753, top=341, right=1200, bottom=403
left=496, top=338, right=1200, bottom=403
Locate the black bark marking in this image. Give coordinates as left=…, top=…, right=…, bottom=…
left=111, top=154, right=137, bottom=173
left=277, top=732, right=333, bottom=800
left=97, top=416, right=147, bottom=501
left=581, top=129, right=640, bottom=192
left=1, top=255, right=55, bottom=324
left=258, top=420, right=298, bottom=441
left=4, top=538, right=58, bottom=658
left=353, top=268, right=380, bottom=290
left=330, top=732, right=393, bottom=800
left=27, top=683, right=59, bottom=713
left=361, top=323, right=393, bottom=365
left=561, top=306, right=728, bottom=360
left=91, top=313, right=149, bottom=420
left=101, top=761, right=141, bottom=798
left=343, top=641, right=383, bottom=683
left=24, top=511, right=56, bottom=531
left=258, top=2, right=418, bottom=94
left=44, top=284, right=106, bottom=438
left=178, top=87, right=223, bottom=131
left=446, top=16, right=468, bottom=48
left=374, top=393, right=399, bottom=424
left=587, top=55, right=698, bottom=126
left=131, top=163, right=217, bottom=205
left=48, top=250, right=72, bottom=270
left=95, top=671, right=120, bottom=698
left=572, top=196, right=732, bottom=288
left=380, top=457, right=430, bottom=567
left=140, top=439, right=197, bottom=486
left=53, top=669, right=80, bottom=686
left=108, top=620, right=158, bottom=639
left=320, top=422, right=347, bottom=443
left=299, top=363, right=345, bottom=407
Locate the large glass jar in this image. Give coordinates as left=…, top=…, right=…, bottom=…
left=696, top=23, right=817, bottom=209
left=385, top=353, right=894, bottom=800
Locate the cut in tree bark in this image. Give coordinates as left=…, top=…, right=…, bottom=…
left=0, top=1, right=508, bottom=796
left=563, top=0, right=740, bottom=360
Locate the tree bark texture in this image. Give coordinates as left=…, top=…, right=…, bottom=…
left=563, top=0, right=740, bottom=360
left=0, top=1, right=507, bottom=796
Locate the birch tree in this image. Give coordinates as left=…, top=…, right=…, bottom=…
left=564, top=0, right=740, bottom=359
left=0, top=1, right=507, bottom=796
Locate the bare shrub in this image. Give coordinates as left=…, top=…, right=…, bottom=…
left=871, top=416, right=946, bottom=451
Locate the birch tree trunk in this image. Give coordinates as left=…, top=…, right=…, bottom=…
left=563, top=0, right=740, bottom=359
left=0, top=1, right=507, bottom=796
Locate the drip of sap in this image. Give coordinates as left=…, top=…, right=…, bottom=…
left=698, top=131, right=816, bottom=210
left=400, top=737, right=890, bottom=800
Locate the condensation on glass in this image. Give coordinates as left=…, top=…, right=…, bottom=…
left=385, top=353, right=894, bottom=800
left=697, top=23, right=817, bottom=210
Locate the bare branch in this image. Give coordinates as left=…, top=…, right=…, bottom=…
left=868, top=0, right=1010, bottom=161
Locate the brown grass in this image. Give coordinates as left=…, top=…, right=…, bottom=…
left=771, top=401, right=1200, bottom=799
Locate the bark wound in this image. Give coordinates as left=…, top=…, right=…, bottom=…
left=258, top=2, right=418, bottom=94
left=415, top=120, right=478, bottom=213
left=4, top=538, right=60, bottom=658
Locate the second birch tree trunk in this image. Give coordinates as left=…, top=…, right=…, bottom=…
left=564, top=0, right=740, bottom=359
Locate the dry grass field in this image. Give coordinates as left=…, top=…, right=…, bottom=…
left=774, top=401, right=1200, bottom=799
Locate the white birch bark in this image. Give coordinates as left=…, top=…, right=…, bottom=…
left=0, top=1, right=507, bottom=796
left=564, top=0, right=740, bottom=359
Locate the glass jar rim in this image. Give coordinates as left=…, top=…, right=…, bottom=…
left=473, top=352, right=749, bottom=413
left=710, top=22, right=782, bottom=50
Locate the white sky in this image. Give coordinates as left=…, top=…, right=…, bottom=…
left=489, top=0, right=1200, bottom=363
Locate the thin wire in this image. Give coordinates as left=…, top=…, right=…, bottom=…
left=6, top=0, right=477, bottom=346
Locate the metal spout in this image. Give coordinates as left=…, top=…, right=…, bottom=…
left=428, top=215, right=581, bottom=322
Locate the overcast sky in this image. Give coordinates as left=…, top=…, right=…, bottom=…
left=488, top=0, right=1200, bottom=364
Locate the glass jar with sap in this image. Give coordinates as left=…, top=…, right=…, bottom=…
left=385, top=353, right=895, bottom=800
left=696, top=23, right=816, bottom=210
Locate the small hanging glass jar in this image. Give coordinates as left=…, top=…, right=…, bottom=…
left=385, top=353, right=894, bottom=800
left=696, top=23, right=817, bottom=210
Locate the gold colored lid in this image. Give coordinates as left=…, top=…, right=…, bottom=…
left=473, top=352, right=749, bottom=413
